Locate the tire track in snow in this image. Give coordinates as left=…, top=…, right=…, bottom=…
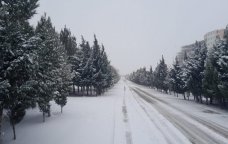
left=122, top=92, right=133, bottom=144
left=132, top=87, right=228, bottom=144
left=130, top=88, right=190, bottom=144
left=130, top=90, right=172, bottom=144
left=134, top=87, right=228, bottom=138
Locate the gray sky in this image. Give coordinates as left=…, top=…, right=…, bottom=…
left=30, top=0, right=228, bottom=75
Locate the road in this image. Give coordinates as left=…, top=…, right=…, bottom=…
left=126, top=80, right=228, bottom=144
left=2, top=79, right=228, bottom=144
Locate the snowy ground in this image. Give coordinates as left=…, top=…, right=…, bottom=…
left=2, top=79, right=228, bottom=144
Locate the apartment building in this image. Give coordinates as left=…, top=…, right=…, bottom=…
left=204, top=29, right=225, bottom=49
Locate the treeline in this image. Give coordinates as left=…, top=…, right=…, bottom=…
left=128, top=26, right=228, bottom=108
left=61, top=27, right=120, bottom=96
left=60, top=27, right=120, bottom=96
left=0, top=0, right=119, bottom=140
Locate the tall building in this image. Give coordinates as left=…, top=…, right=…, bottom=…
left=177, top=27, right=226, bottom=65
left=177, top=43, right=195, bottom=65
left=177, top=40, right=204, bottom=65
left=204, top=29, right=225, bottom=49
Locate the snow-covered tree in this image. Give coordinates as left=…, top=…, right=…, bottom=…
left=60, top=26, right=77, bottom=56
left=149, top=66, right=154, bottom=88
left=60, top=26, right=78, bottom=93
left=212, top=27, right=228, bottom=107
left=91, top=35, right=104, bottom=95
left=35, top=14, right=67, bottom=122
left=202, top=50, right=220, bottom=104
left=185, top=41, right=207, bottom=103
left=54, top=62, right=71, bottom=113
left=0, top=0, right=39, bottom=140
left=79, top=37, right=93, bottom=95
left=128, top=67, right=150, bottom=86
left=169, top=58, right=186, bottom=99
left=154, top=56, right=169, bottom=92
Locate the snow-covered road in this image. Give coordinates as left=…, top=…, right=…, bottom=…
left=129, top=85, right=228, bottom=144
left=2, top=79, right=228, bottom=144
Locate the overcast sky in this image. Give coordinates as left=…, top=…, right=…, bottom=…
left=30, top=0, right=228, bottom=75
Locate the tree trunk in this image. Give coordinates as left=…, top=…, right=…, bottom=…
left=87, top=86, right=89, bottom=96
left=12, top=121, right=16, bottom=140
left=73, top=83, right=75, bottom=94
left=78, top=86, right=79, bottom=95
left=200, top=95, right=203, bottom=104
left=210, top=97, right=213, bottom=104
left=61, top=106, right=63, bottom=113
left=183, top=93, right=186, bottom=100
left=195, top=96, right=199, bottom=102
left=47, top=105, right=51, bottom=117
left=187, top=92, right=190, bottom=100
left=43, top=112, right=45, bottom=123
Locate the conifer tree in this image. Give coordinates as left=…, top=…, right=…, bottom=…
left=60, top=26, right=78, bottom=93
left=186, top=41, right=207, bottom=103
left=154, top=56, right=169, bottom=92
left=169, top=58, right=186, bottom=98
left=149, top=66, right=154, bottom=88
left=54, top=62, right=71, bottom=113
left=35, top=14, right=65, bottom=122
left=0, top=0, right=39, bottom=140
left=79, top=37, right=92, bottom=95
left=202, top=52, right=220, bottom=104
left=212, top=27, right=228, bottom=107
left=60, top=26, right=77, bottom=56
left=91, top=35, right=104, bottom=95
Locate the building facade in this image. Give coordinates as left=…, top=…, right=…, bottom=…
left=177, top=40, right=205, bottom=65
left=204, top=29, right=225, bottom=49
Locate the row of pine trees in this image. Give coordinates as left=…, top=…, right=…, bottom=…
left=0, top=0, right=119, bottom=140
left=128, top=26, right=228, bottom=108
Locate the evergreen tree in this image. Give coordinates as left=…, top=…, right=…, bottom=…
left=54, top=62, right=71, bottom=113
left=60, top=26, right=77, bottom=56
left=185, top=41, right=207, bottom=103
left=35, top=14, right=65, bottom=122
left=60, top=26, right=78, bottom=94
left=154, top=56, right=169, bottom=92
left=0, top=0, right=39, bottom=140
left=149, top=66, right=154, bottom=88
left=100, top=45, right=111, bottom=90
left=79, top=37, right=93, bottom=95
left=212, top=27, right=228, bottom=107
left=202, top=52, right=220, bottom=104
left=169, top=58, right=186, bottom=99
left=91, top=35, right=104, bottom=95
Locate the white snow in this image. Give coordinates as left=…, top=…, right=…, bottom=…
left=2, top=79, right=228, bottom=144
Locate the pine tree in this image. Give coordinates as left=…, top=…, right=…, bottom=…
left=35, top=14, right=65, bottom=122
left=202, top=52, right=220, bottom=104
left=60, top=26, right=78, bottom=94
left=154, top=56, right=169, bottom=92
left=100, top=45, right=111, bottom=90
left=60, top=26, right=77, bottom=56
left=186, top=41, right=207, bottom=103
left=0, top=0, right=39, bottom=140
left=54, top=61, right=71, bottom=113
left=149, top=66, right=154, bottom=88
left=212, top=27, right=228, bottom=107
left=91, top=35, right=104, bottom=95
left=79, top=37, right=93, bottom=95
left=169, top=58, right=186, bottom=99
